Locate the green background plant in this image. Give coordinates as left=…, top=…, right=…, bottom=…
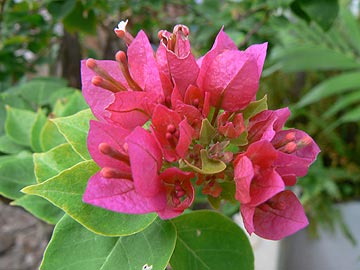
left=1, top=0, right=360, bottom=268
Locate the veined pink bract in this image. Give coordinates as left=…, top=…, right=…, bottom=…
left=81, top=21, right=320, bottom=238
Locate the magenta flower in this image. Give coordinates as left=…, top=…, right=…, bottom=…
left=197, top=28, right=267, bottom=111
left=240, top=190, right=309, bottom=240
left=151, top=104, right=194, bottom=162
left=82, top=22, right=320, bottom=240
left=84, top=126, right=194, bottom=218
left=217, top=112, right=245, bottom=139
left=272, top=128, right=321, bottom=185
left=158, top=25, right=199, bottom=97
left=81, top=27, right=165, bottom=129
left=157, top=168, right=195, bottom=219
left=247, top=108, right=290, bottom=143
left=234, top=140, right=285, bottom=206
left=83, top=125, right=166, bottom=215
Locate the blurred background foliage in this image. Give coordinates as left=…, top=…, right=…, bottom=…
left=1, top=0, right=360, bottom=237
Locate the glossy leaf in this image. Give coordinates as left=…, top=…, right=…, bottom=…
left=34, top=143, right=84, bottom=183
left=41, top=215, right=176, bottom=270
left=51, top=109, right=94, bottom=160
left=170, top=210, right=254, bottom=270
left=23, top=160, right=157, bottom=236
left=12, top=195, right=64, bottom=224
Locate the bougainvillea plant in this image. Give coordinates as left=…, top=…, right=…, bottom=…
left=82, top=20, right=319, bottom=239
left=20, top=21, right=319, bottom=270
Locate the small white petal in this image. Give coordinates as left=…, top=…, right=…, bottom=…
left=115, top=19, right=128, bottom=32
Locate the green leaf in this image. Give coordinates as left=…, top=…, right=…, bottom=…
left=242, top=95, right=268, bottom=121
left=292, top=0, right=339, bottom=31
left=41, top=215, right=176, bottom=270
left=230, top=130, right=248, bottom=146
left=340, top=8, right=360, bottom=56
left=0, top=135, right=27, bottom=154
left=17, top=78, right=68, bottom=107
left=48, top=87, right=78, bottom=107
left=183, top=149, right=226, bottom=175
left=170, top=210, right=254, bottom=270
left=0, top=152, right=35, bottom=199
left=22, top=160, right=157, bottom=236
left=34, top=143, right=84, bottom=183
left=337, top=105, right=360, bottom=125
left=200, top=149, right=226, bottom=174
left=208, top=181, right=237, bottom=209
left=12, top=195, right=64, bottom=224
left=63, top=1, right=96, bottom=34
left=199, top=119, right=216, bottom=145
left=324, top=91, right=360, bottom=118
left=295, top=71, right=360, bottom=108
left=47, top=0, right=77, bottom=19
left=52, top=91, right=88, bottom=117
left=271, top=46, right=360, bottom=72
left=40, top=120, right=67, bottom=151
left=5, top=106, right=37, bottom=147
left=266, top=0, right=293, bottom=8
left=0, top=92, right=32, bottom=135
left=30, top=109, right=47, bottom=152
left=52, top=109, right=94, bottom=160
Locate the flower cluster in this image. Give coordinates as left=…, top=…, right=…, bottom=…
left=81, top=21, right=320, bottom=240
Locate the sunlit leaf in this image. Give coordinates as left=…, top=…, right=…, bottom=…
left=51, top=109, right=94, bottom=160
left=34, top=143, right=84, bottom=183
left=40, top=120, right=67, bottom=151
left=41, top=215, right=176, bottom=270
left=23, top=160, right=157, bottom=236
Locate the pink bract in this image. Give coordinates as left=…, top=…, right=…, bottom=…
left=197, top=28, right=267, bottom=111
left=241, top=190, right=309, bottom=240
left=234, top=140, right=284, bottom=206
left=81, top=22, right=320, bottom=240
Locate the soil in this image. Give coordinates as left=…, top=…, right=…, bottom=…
left=0, top=199, right=53, bottom=270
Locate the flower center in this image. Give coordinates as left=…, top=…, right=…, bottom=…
left=171, top=181, right=187, bottom=206
left=165, top=124, right=179, bottom=148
